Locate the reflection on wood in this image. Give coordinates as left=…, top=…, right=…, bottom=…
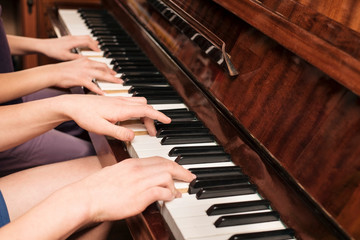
left=50, top=0, right=360, bottom=238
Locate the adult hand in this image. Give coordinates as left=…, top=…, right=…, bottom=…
left=77, top=157, right=195, bottom=222
left=40, top=35, right=101, bottom=61
left=58, top=94, right=171, bottom=140
left=48, top=57, right=121, bottom=95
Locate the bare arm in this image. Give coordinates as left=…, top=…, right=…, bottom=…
left=0, top=94, right=170, bottom=151
left=7, top=35, right=100, bottom=60
left=0, top=96, right=65, bottom=151
left=0, top=157, right=195, bottom=240
left=0, top=57, right=121, bottom=103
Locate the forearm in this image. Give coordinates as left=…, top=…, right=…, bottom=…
left=0, top=96, right=70, bottom=151
left=0, top=65, right=56, bottom=103
left=0, top=183, right=91, bottom=240
left=7, top=35, right=45, bottom=55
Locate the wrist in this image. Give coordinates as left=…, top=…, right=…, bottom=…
left=54, top=182, right=93, bottom=227
left=32, top=38, right=47, bottom=55
left=47, top=95, right=75, bottom=124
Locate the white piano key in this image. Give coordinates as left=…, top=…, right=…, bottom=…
left=174, top=181, right=190, bottom=190
left=152, top=103, right=188, bottom=110
left=60, top=9, right=295, bottom=240
left=164, top=193, right=263, bottom=212
left=59, top=9, right=93, bottom=36
left=81, top=51, right=104, bottom=57
left=182, top=162, right=236, bottom=169
left=96, top=81, right=130, bottom=91
left=120, top=122, right=147, bottom=132
left=88, top=57, right=113, bottom=66
left=133, top=148, right=235, bottom=169
left=162, top=202, right=286, bottom=240
left=105, top=92, right=133, bottom=97
left=174, top=210, right=274, bottom=229
left=130, top=135, right=218, bottom=151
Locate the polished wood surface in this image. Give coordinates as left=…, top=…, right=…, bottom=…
left=295, top=0, right=360, bottom=32
left=102, top=0, right=359, bottom=238
left=210, top=0, right=360, bottom=97
left=19, top=0, right=38, bottom=69
left=50, top=0, right=360, bottom=239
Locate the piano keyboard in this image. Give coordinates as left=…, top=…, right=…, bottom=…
left=58, top=8, right=296, bottom=240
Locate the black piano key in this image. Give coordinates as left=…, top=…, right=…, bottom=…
left=143, top=95, right=183, bottom=104
left=196, top=184, right=257, bottom=199
left=87, top=22, right=119, bottom=28
left=128, top=86, right=175, bottom=93
left=189, top=166, right=243, bottom=178
left=168, top=145, right=225, bottom=156
left=101, top=46, right=141, bottom=53
left=159, top=108, right=188, bottom=114
left=175, top=153, right=231, bottom=165
left=214, top=211, right=280, bottom=228
left=115, top=65, right=158, bottom=72
left=78, top=8, right=108, bottom=14
left=155, top=120, right=204, bottom=130
left=83, top=17, right=116, bottom=22
left=134, top=94, right=181, bottom=103
left=192, top=174, right=247, bottom=185
left=80, top=10, right=111, bottom=15
left=97, top=34, right=132, bottom=40
left=91, top=26, right=123, bottom=31
left=131, top=88, right=177, bottom=95
left=182, top=25, right=198, bottom=39
left=104, top=43, right=139, bottom=50
left=117, top=67, right=160, bottom=74
left=106, top=51, right=147, bottom=58
left=112, top=60, right=153, bottom=67
left=102, top=47, right=142, bottom=53
left=188, top=175, right=249, bottom=194
left=132, top=90, right=178, bottom=97
left=102, top=41, right=138, bottom=48
left=229, top=229, right=295, bottom=240
left=122, top=72, right=162, bottom=78
left=159, top=109, right=197, bottom=121
left=98, top=36, right=134, bottom=43
left=161, top=134, right=215, bottom=145
left=123, top=76, right=168, bottom=83
left=99, top=42, right=129, bottom=48
left=156, top=128, right=209, bottom=137
left=206, top=200, right=271, bottom=215
left=123, top=79, right=169, bottom=87
left=83, top=17, right=113, bottom=22
left=111, top=56, right=151, bottom=63
left=92, top=30, right=126, bottom=36
left=92, top=30, right=125, bottom=36
left=161, top=111, right=196, bottom=121
left=163, top=8, right=174, bottom=19
left=83, top=16, right=115, bottom=22
left=80, top=12, right=112, bottom=16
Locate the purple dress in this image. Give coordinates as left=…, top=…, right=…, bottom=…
left=0, top=5, right=95, bottom=177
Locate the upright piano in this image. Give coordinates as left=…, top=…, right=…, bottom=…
left=49, top=0, right=360, bottom=239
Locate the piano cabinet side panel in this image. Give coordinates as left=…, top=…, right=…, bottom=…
left=210, top=16, right=360, bottom=239
left=294, top=0, right=360, bottom=33
left=143, top=0, right=360, bottom=236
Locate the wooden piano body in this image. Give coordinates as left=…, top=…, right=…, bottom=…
left=49, top=0, right=360, bottom=239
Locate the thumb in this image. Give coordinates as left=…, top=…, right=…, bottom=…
left=62, top=52, right=82, bottom=61
left=97, top=120, right=135, bottom=141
